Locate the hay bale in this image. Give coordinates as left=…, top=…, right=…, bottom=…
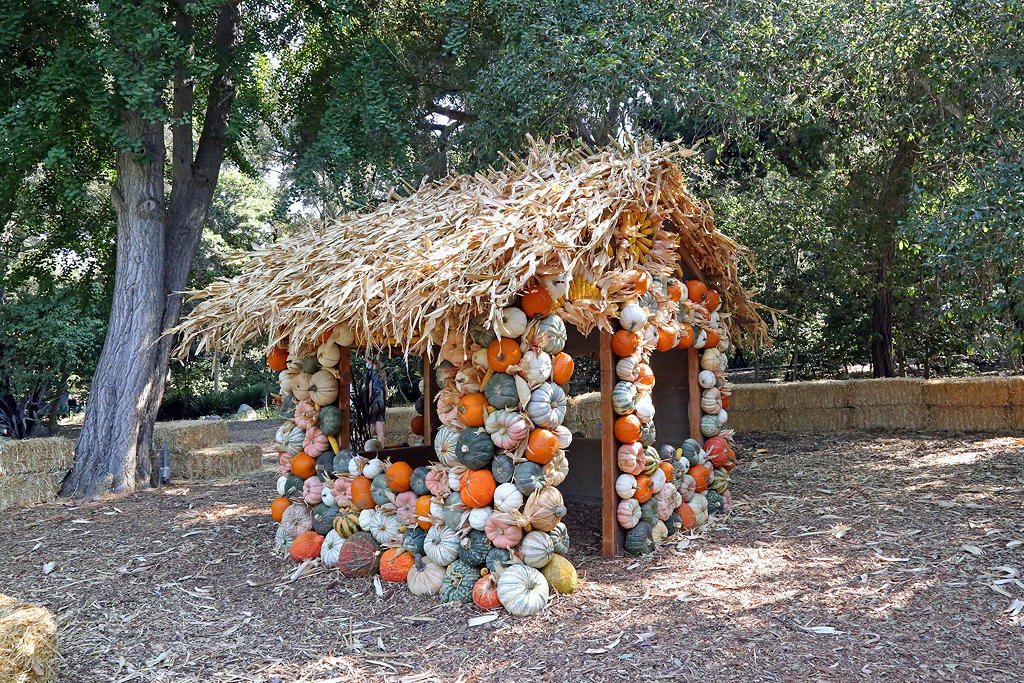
left=1008, top=404, right=1024, bottom=431
left=0, top=438, right=73, bottom=477
left=927, top=406, right=1014, bottom=433
left=0, top=594, right=58, bottom=683
left=846, top=378, right=923, bottom=407
left=922, top=377, right=1011, bottom=407
left=153, top=420, right=228, bottom=457
left=726, top=409, right=779, bottom=433
left=1007, top=376, right=1024, bottom=407
left=849, top=404, right=927, bottom=430
left=171, top=442, right=262, bottom=480
left=564, top=393, right=601, bottom=438
left=776, top=407, right=850, bottom=433
left=384, top=407, right=417, bottom=445
left=775, top=380, right=851, bottom=409
left=0, top=472, right=66, bottom=512
left=728, top=384, right=781, bottom=412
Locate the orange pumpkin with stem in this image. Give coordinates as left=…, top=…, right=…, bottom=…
left=721, top=394, right=731, bottom=410
left=688, top=466, right=709, bottom=492
left=416, top=494, right=433, bottom=530
left=611, top=329, right=640, bottom=357
left=634, top=474, right=654, bottom=503
left=666, top=279, right=684, bottom=302
left=473, top=573, right=501, bottom=610
left=704, top=289, right=721, bottom=311
left=487, top=338, right=522, bottom=372
left=676, top=324, right=695, bottom=349
left=525, top=428, right=559, bottom=465
left=410, top=414, right=424, bottom=436
left=351, top=476, right=375, bottom=509
left=460, top=469, right=497, bottom=508
left=635, top=363, right=655, bottom=390
left=380, top=548, right=416, bottom=582
left=704, top=329, right=720, bottom=349
left=655, top=325, right=677, bottom=352
left=289, top=530, right=324, bottom=561
left=267, top=347, right=289, bottom=372
left=614, top=414, right=642, bottom=443
left=677, top=503, right=698, bottom=530
left=521, top=285, right=554, bottom=319
left=457, top=393, right=489, bottom=427
left=658, top=462, right=674, bottom=483
left=386, top=461, right=413, bottom=492
left=685, top=279, right=707, bottom=303
left=271, top=497, right=292, bottom=522
left=551, top=352, right=575, bottom=385
left=291, top=452, right=316, bottom=479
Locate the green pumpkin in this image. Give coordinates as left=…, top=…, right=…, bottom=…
left=318, top=405, right=343, bottom=436
left=484, top=372, right=519, bottom=409
left=491, top=453, right=515, bottom=483
left=513, top=461, right=547, bottom=495
left=532, top=314, right=567, bottom=354
left=312, top=503, right=339, bottom=535
left=410, top=466, right=430, bottom=496
left=711, top=468, right=730, bottom=493
left=403, top=527, right=427, bottom=556
left=612, top=381, right=638, bottom=415
left=639, top=498, right=658, bottom=525
left=485, top=546, right=510, bottom=574
left=550, top=522, right=570, bottom=555
left=639, top=420, right=656, bottom=447
left=700, top=413, right=721, bottom=437
left=300, top=355, right=320, bottom=374
left=282, top=474, right=304, bottom=497
left=681, top=439, right=701, bottom=465
left=469, top=314, right=498, bottom=347
left=638, top=291, right=658, bottom=312
left=332, top=448, right=354, bottom=476
left=458, top=529, right=492, bottom=567
left=643, top=447, right=660, bottom=475
left=280, top=393, right=296, bottom=418
left=436, top=360, right=456, bottom=389
left=671, top=458, right=687, bottom=486
left=625, top=521, right=655, bottom=555
left=371, top=473, right=392, bottom=505
left=316, top=451, right=336, bottom=479
left=456, top=427, right=495, bottom=470
left=658, top=444, right=676, bottom=461
left=706, top=489, right=723, bottom=514
left=415, top=395, right=425, bottom=415
left=439, top=559, right=477, bottom=603
left=665, top=512, right=681, bottom=536
left=442, top=492, right=464, bottom=529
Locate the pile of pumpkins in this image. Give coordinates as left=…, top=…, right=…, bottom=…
left=267, top=276, right=579, bottom=616
left=610, top=273, right=738, bottom=554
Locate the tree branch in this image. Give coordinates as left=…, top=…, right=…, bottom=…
left=193, top=0, right=240, bottom=196
left=429, top=104, right=477, bottom=123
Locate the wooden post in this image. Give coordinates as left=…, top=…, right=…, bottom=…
left=336, top=346, right=352, bottom=448
left=600, top=330, right=623, bottom=557
left=688, top=347, right=702, bottom=442
left=421, top=355, right=436, bottom=447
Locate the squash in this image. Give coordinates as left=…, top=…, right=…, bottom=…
left=407, top=555, right=446, bottom=595
left=617, top=442, right=645, bottom=475
left=706, top=489, right=724, bottom=514
left=656, top=483, right=681, bottom=520
left=681, top=438, right=702, bottom=464
left=460, top=469, right=497, bottom=508
left=311, top=502, right=339, bottom=535
left=718, top=407, right=729, bottom=425
left=701, top=347, right=726, bottom=372
left=485, top=546, right=511, bottom=574
left=275, top=421, right=305, bottom=455
left=491, top=453, right=515, bottom=484
left=635, top=363, right=655, bottom=390
left=440, top=559, right=477, bottom=603
left=612, top=381, right=638, bottom=415
left=497, top=564, right=549, bottom=616
left=615, top=354, right=642, bottom=381
left=440, top=491, right=465, bottom=529
left=634, top=474, right=654, bottom=503
left=457, top=393, right=489, bottom=427
left=521, top=284, right=554, bottom=319
left=434, top=426, right=460, bottom=466
left=617, top=498, right=642, bottom=528
left=458, top=529, right=493, bottom=567
left=642, top=447, right=660, bottom=475
left=332, top=508, right=361, bottom=538
left=291, top=373, right=312, bottom=402
left=523, top=487, right=566, bottom=532
left=302, top=426, right=330, bottom=458
left=520, top=530, right=554, bottom=568
left=317, top=341, right=341, bottom=369
left=516, top=349, right=552, bottom=388
left=379, top=547, right=416, bottom=582
left=513, top=461, right=546, bottom=495
left=619, top=302, right=648, bottom=331
left=700, top=413, right=721, bottom=437
left=487, top=338, right=522, bottom=372
left=370, top=473, right=392, bottom=506
left=526, top=382, right=567, bottom=429
left=271, top=497, right=292, bottom=522
left=403, top=526, right=427, bottom=556
left=293, top=400, right=317, bottom=430
left=307, top=370, right=339, bottom=406
left=385, top=461, right=413, bottom=492
left=525, top=428, right=559, bottom=465
left=549, top=522, right=570, bottom=555
left=496, top=306, right=529, bottom=338
left=485, top=409, right=531, bottom=450
left=393, top=490, right=418, bottom=525
left=541, top=553, right=578, bottom=593
left=611, top=329, right=641, bottom=357
left=624, top=521, right=654, bottom=555
left=613, top=415, right=642, bottom=443
left=655, top=325, right=678, bottom=351
left=544, top=451, right=569, bottom=487
left=705, top=289, right=721, bottom=311
left=289, top=530, right=324, bottom=562
left=440, top=334, right=470, bottom=365
left=424, top=525, right=461, bottom=566
left=367, top=509, right=403, bottom=545
left=483, top=372, right=519, bottom=409
left=457, top=427, right=495, bottom=470
left=666, top=278, right=686, bottom=302
left=675, top=324, right=695, bottom=349
left=698, top=369, right=717, bottom=389
left=638, top=497, right=659, bottom=525
left=332, top=449, right=354, bottom=477
left=415, top=494, right=433, bottom=530
left=320, top=529, right=345, bottom=568
left=280, top=504, right=313, bottom=542
left=267, top=346, right=289, bottom=371
left=410, top=414, right=425, bottom=436
left=350, top=476, right=375, bottom=510
left=493, top=482, right=525, bottom=513
left=711, top=468, right=730, bottom=494
left=468, top=505, right=492, bottom=531
left=615, top=473, right=638, bottom=499
left=473, top=574, right=502, bottom=610
left=317, top=405, right=343, bottom=437
left=409, top=466, right=430, bottom=496
left=469, top=314, right=499, bottom=347
left=551, top=352, right=574, bottom=386
left=338, top=532, right=379, bottom=577
left=639, top=420, right=656, bottom=448
left=280, top=473, right=304, bottom=498
left=685, top=279, right=707, bottom=303
left=291, top=453, right=316, bottom=480
left=529, top=314, right=567, bottom=354
left=484, top=512, right=524, bottom=549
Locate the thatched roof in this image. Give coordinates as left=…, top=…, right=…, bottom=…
left=174, top=138, right=767, bottom=358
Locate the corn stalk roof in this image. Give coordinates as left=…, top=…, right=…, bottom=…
left=173, top=138, right=767, bottom=358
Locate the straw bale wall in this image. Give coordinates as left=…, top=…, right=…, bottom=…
left=0, top=438, right=73, bottom=511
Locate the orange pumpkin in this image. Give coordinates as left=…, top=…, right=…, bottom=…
left=721, top=394, right=731, bottom=410
left=289, top=530, right=324, bottom=561
left=410, top=414, right=425, bottom=436
left=658, top=461, right=674, bottom=482
left=525, top=428, right=559, bottom=465
left=611, top=329, right=640, bottom=357
left=634, top=474, right=654, bottom=503
left=291, top=452, right=316, bottom=479
left=351, top=476, right=375, bottom=509
left=551, top=352, right=575, bottom=385
left=704, top=289, right=721, bottom=311
left=723, top=452, right=738, bottom=471
left=386, top=461, right=413, bottom=492
left=614, top=414, right=642, bottom=443
left=666, top=279, right=684, bottom=302
left=704, top=329, right=720, bottom=348
left=675, top=324, right=695, bottom=349
left=635, top=363, right=655, bottom=389
left=677, top=503, right=698, bottom=530
left=457, top=392, right=489, bottom=427
left=631, top=270, right=652, bottom=296
left=380, top=547, right=416, bottom=582
left=688, top=466, right=709, bottom=492
left=685, top=279, right=707, bottom=303
left=416, top=494, right=433, bottom=530
left=655, top=326, right=677, bottom=352
left=521, top=284, right=554, bottom=319
left=267, top=347, right=289, bottom=372
left=473, top=574, right=501, bottom=610
left=460, top=469, right=497, bottom=508
left=487, top=338, right=522, bottom=372
left=271, top=496, right=292, bottom=522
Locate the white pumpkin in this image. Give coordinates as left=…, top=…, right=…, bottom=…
left=434, top=425, right=461, bottom=466
left=698, top=370, right=717, bottom=389
left=424, top=525, right=461, bottom=566
left=718, top=408, right=729, bottom=425
left=651, top=520, right=669, bottom=543
left=369, top=510, right=402, bottom=545
left=693, top=328, right=708, bottom=349
left=407, top=556, right=446, bottom=595
left=493, top=482, right=525, bottom=512
left=321, top=485, right=336, bottom=507
left=496, top=307, right=528, bottom=338
left=317, top=341, right=341, bottom=368
left=710, top=310, right=721, bottom=327
left=619, top=302, right=648, bottom=331
left=544, top=451, right=569, bottom=487
left=615, top=473, right=638, bottom=499
left=497, top=563, right=550, bottom=616
left=447, top=468, right=462, bottom=491
left=615, top=355, right=642, bottom=381
left=468, top=506, right=492, bottom=531
left=278, top=368, right=299, bottom=394
left=330, top=324, right=355, bottom=347
left=516, top=349, right=552, bottom=388
left=363, top=438, right=382, bottom=453
left=276, top=475, right=288, bottom=497
left=485, top=409, right=531, bottom=450
left=320, top=530, right=345, bottom=568
left=539, top=272, right=570, bottom=300
left=553, top=425, right=573, bottom=449
left=519, top=530, right=554, bottom=568
left=472, top=346, right=490, bottom=369
left=701, top=347, right=726, bottom=372
left=617, top=498, right=641, bottom=529
left=650, top=467, right=666, bottom=494
left=363, top=457, right=385, bottom=478
left=634, top=394, right=655, bottom=423
left=348, top=455, right=367, bottom=476
left=641, top=323, right=660, bottom=348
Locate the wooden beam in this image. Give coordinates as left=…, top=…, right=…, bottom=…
left=336, top=346, right=352, bottom=448
left=421, top=355, right=437, bottom=447
left=687, top=347, right=702, bottom=442
left=600, top=330, right=623, bottom=557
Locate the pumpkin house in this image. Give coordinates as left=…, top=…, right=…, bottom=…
left=174, top=139, right=766, bottom=612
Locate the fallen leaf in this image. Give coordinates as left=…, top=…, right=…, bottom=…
left=800, top=624, right=843, bottom=635
left=961, top=544, right=983, bottom=556
left=467, top=613, right=498, bottom=627
left=42, top=562, right=56, bottom=575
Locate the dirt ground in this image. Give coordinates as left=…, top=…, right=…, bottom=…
left=2, top=429, right=1022, bottom=683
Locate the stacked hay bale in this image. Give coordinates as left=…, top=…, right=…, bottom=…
left=0, top=594, right=58, bottom=683
left=923, top=377, right=1014, bottom=432
left=0, top=438, right=73, bottom=511
left=153, top=420, right=262, bottom=480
